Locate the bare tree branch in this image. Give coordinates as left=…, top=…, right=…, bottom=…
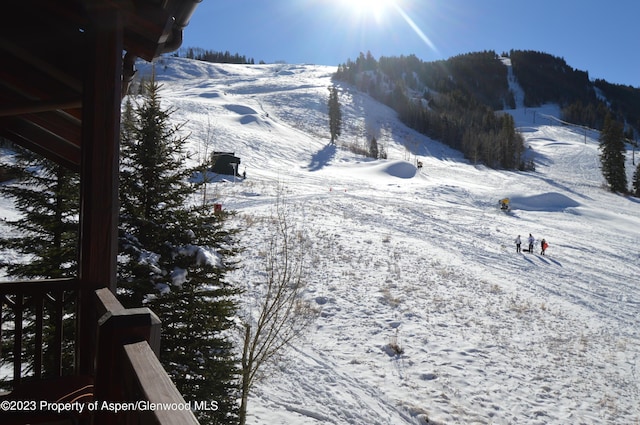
left=238, top=192, right=317, bottom=425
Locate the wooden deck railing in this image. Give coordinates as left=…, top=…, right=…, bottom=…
left=0, top=283, right=198, bottom=424
left=94, top=288, right=199, bottom=425
left=0, top=278, right=79, bottom=389
left=120, top=341, right=200, bottom=425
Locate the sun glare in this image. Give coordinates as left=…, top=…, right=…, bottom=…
left=342, top=0, right=396, bottom=23
left=330, top=0, right=439, bottom=55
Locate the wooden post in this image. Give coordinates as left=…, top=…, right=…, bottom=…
left=95, top=288, right=161, bottom=354
left=94, top=289, right=162, bottom=425
left=76, top=6, right=123, bottom=376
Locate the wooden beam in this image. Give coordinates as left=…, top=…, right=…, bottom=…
left=76, top=6, right=123, bottom=376
left=21, top=112, right=82, bottom=153
left=0, top=37, right=83, bottom=93
left=0, top=117, right=81, bottom=170
left=0, top=99, right=82, bottom=117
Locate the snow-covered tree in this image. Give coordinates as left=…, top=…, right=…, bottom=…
left=119, top=77, right=241, bottom=424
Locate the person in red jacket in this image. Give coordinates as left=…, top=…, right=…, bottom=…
left=540, top=238, right=549, bottom=255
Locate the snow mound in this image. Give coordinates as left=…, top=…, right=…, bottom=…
left=510, top=192, right=580, bottom=212
left=224, top=104, right=259, bottom=115
left=362, top=160, right=417, bottom=179
left=223, top=104, right=263, bottom=125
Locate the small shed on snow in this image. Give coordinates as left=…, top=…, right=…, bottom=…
left=211, top=151, right=241, bottom=176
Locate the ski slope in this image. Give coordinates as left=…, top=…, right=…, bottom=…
left=4, top=56, right=640, bottom=424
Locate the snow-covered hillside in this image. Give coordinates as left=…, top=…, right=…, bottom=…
left=5, top=56, right=640, bottom=424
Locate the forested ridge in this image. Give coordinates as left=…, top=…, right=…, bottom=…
left=333, top=49, right=640, bottom=169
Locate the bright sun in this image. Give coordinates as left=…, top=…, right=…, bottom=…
left=342, top=0, right=397, bottom=23
left=330, top=0, right=439, bottom=54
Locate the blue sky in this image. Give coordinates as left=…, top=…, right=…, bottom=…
left=182, top=0, right=640, bottom=87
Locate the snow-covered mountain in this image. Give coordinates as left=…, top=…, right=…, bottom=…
left=5, top=56, right=640, bottom=424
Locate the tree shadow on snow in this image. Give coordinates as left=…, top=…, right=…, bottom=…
left=308, top=143, right=337, bottom=171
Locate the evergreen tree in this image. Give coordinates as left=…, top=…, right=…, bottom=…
left=0, top=147, right=79, bottom=278
left=369, top=136, right=379, bottom=159
left=119, top=77, right=241, bottom=424
left=633, top=161, right=640, bottom=197
left=599, top=113, right=628, bottom=193
left=328, top=86, right=342, bottom=144
left=0, top=146, right=79, bottom=385
left=147, top=207, right=241, bottom=424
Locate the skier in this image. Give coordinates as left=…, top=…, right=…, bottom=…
left=514, top=235, right=521, bottom=253
left=527, top=234, right=535, bottom=253
left=540, top=239, right=549, bottom=255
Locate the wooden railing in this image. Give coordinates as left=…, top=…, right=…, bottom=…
left=0, top=283, right=198, bottom=424
left=120, top=341, right=201, bottom=425
left=0, top=278, right=79, bottom=389
left=94, top=288, right=199, bottom=425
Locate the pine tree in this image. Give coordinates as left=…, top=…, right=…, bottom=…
left=599, top=113, right=627, bottom=193
left=0, top=146, right=79, bottom=384
left=147, top=206, right=241, bottom=424
left=369, top=136, right=379, bottom=159
left=633, top=161, right=640, bottom=197
left=119, top=77, right=241, bottom=424
left=328, top=86, right=342, bottom=145
left=0, top=147, right=79, bottom=278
